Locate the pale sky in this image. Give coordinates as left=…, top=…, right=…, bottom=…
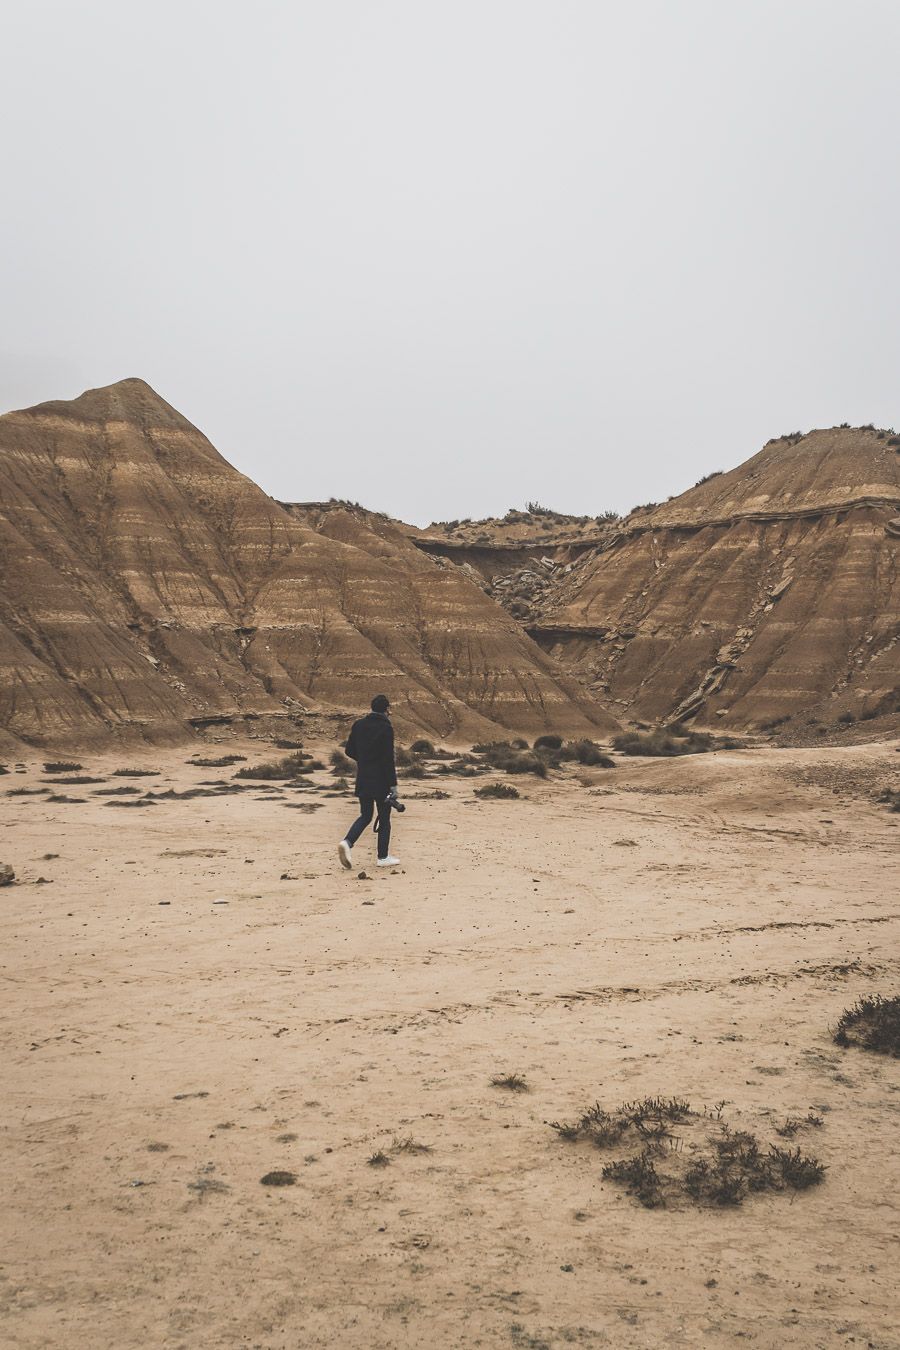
left=2, top=1, right=898, bottom=525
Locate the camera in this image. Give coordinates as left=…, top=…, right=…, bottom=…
left=385, top=786, right=406, bottom=813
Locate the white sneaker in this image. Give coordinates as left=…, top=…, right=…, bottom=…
left=377, top=856, right=401, bottom=867
left=338, top=840, right=352, bottom=869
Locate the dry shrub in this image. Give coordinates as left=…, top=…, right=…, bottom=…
left=612, top=726, right=740, bottom=757
left=190, top=754, right=246, bottom=767
left=235, top=751, right=310, bottom=780
left=550, top=1096, right=825, bottom=1209
left=833, top=994, right=900, bottom=1057
left=490, top=1072, right=529, bottom=1091
left=472, top=742, right=548, bottom=777
left=534, top=734, right=562, bottom=750
left=564, top=739, right=615, bottom=767
left=475, top=783, right=520, bottom=800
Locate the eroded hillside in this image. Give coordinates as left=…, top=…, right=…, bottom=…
left=0, top=380, right=616, bottom=751
left=414, top=429, right=900, bottom=731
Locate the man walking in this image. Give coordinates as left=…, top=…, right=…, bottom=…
left=338, top=694, right=401, bottom=869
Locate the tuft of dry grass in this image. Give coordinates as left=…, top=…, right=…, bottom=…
left=390, top=1136, right=433, bottom=1155
left=490, top=1072, right=529, bottom=1091
left=475, top=783, right=520, bottom=800
left=367, top=1150, right=391, bottom=1167
left=775, top=1113, right=824, bottom=1138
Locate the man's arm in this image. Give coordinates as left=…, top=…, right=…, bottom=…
left=386, top=722, right=397, bottom=787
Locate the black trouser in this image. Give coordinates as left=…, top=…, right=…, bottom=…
left=344, top=796, right=391, bottom=859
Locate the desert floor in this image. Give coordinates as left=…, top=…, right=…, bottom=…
left=1, top=739, right=898, bottom=1349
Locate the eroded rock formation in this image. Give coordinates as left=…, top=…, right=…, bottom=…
left=0, top=380, right=617, bottom=751
left=526, top=429, right=900, bottom=728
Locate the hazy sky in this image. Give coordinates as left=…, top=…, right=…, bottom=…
left=3, top=2, right=898, bottom=525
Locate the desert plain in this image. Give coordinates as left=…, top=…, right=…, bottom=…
left=2, top=736, right=898, bottom=1349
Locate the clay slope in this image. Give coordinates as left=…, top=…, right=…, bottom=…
left=526, top=428, right=900, bottom=729
left=0, top=380, right=615, bottom=751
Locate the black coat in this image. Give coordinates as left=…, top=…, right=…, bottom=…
left=345, top=712, right=397, bottom=800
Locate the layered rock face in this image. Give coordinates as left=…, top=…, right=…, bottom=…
left=526, top=429, right=900, bottom=728
left=0, top=380, right=616, bottom=751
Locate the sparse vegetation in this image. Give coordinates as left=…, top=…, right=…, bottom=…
left=367, top=1150, right=391, bottom=1167
left=112, top=768, right=160, bottom=777
left=833, top=994, right=900, bottom=1057
left=399, top=762, right=428, bottom=779
left=775, top=1113, right=823, bottom=1138
left=613, top=728, right=715, bottom=756
left=410, top=739, right=436, bottom=755
left=330, top=748, right=354, bottom=774
left=534, top=734, right=562, bottom=750
left=190, top=754, right=246, bottom=767
left=235, top=751, right=311, bottom=780
left=566, top=739, right=614, bottom=767
left=390, top=1136, right=433, bottom=1155
left=40, top=775, right=105, bottom=785
left=693, top=471, right=723, bottom=487
left=259, top=1170, right=297, bottom=1186
left=475, top=783, right=520, bottom=800
left=490, top=1072, right=529, bottom=1091
left=43, top=761, right=82, bottom=773
left=550, top=1096, right=825, bottom=1209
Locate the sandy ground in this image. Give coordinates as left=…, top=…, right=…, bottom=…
left=1, top=739, right=898, bottom=1350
